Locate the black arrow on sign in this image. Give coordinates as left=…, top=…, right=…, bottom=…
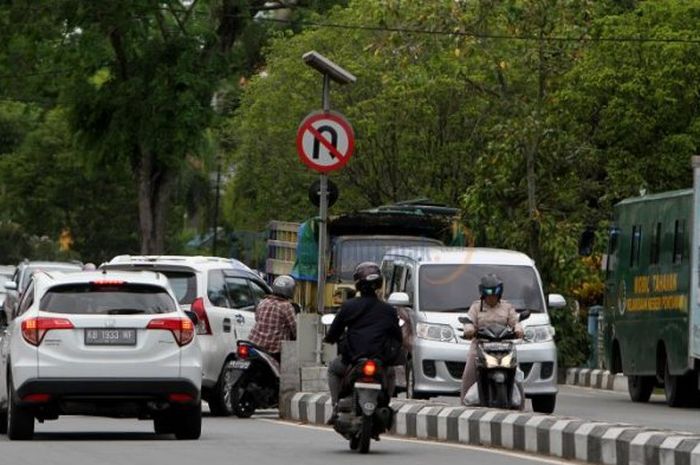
left=312, top=125, right=338, bottom=159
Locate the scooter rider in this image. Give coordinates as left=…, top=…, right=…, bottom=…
left=460, top=273, right=524, bottom=402
left=248, top=275, right=297, bottom=363
left=324, top=262, right=403, bottom=420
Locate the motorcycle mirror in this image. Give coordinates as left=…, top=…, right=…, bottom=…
left=518, top=310, right=531, bottom=322
left=458, top=316, right=473, bottom=325
left=320, top=314, right=335, bottom=326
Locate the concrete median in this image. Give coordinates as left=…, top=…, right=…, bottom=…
left=285, top=392, right=700, bottom=465
left=565, top=368, right=628, bottom=393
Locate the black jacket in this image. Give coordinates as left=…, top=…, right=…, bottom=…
left=324, top=296, right=402, bottom=364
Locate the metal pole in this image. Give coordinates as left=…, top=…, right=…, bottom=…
left=212, top=157, right=221, bottom=256
left=315, top=75, right=331, bottom=363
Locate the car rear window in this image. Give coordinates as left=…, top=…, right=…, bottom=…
left=40, top=283, right=177, bottom=315
left=161, top=271, right=197, bottom=305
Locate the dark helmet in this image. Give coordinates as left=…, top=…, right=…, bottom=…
left=272, top=275, right=296, bottom=299
left=353, top=262, right=383, bottom=291
left=479, top=273, right=503, bottom=299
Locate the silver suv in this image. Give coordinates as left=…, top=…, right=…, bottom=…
left=102, top=255, right=271, bottom=416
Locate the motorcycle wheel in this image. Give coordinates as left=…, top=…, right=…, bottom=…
left=494, top=383, right=508, bottom=409
left=349, top=435, right=360, bottom=451
left=232, top=388, right=256, bottom=418
left=358, top=415, right=373, bottom=454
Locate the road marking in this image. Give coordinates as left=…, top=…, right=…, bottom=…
left=259, top=418, right=575, bottom=465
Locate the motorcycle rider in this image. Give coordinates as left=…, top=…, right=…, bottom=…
left=248, top=275, right=297, bottom=363
left=324, top=262, right=403, bottom=422
left=460, top=273, right=524, bottom=403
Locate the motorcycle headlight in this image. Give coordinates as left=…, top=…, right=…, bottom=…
left=483, top=352, right=500, bottom=368
left=416, top=323, right=456, bottom=343
left=500, top=353, right=514, bottom=367
left=523, top=325, right=555, bottom=343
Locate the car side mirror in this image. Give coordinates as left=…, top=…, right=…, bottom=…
left=184, top=310, right=199, bottom=326
left=4, top=281, right=17, bottom=291
left=387, top=292, right=411, bottom=307
left=458, top=316, right=473, bottom=325
left=548, top=294, right=567, bottom=309
left=518, top=309, right=531, bottom=322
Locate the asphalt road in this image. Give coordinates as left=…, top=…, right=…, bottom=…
left=0, top=412, right=570, bottom=465
left=430, top=385, right=700, bottom=434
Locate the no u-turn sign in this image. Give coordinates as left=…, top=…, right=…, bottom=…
left=296, top=111, right=354, bottom=173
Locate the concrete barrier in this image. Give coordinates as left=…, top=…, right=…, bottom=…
left=565, top=368, right=628, bottom=393
left=286, top=393, right=700, bottom=465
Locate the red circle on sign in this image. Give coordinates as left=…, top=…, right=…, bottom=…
left=296, top=111, right=355, bottom=173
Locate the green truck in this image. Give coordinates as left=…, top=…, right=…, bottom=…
left=601, top=159, right=700, bottom=406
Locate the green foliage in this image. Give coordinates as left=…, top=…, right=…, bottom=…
left=550, top=306, right=591, bottom=369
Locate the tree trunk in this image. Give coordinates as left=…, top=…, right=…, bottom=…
left=137, top=149, right=173, bottom=254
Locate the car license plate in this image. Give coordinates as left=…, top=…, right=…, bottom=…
left=85, top=329, right=137, bottom=346
left=232, top=360, right=251, bottom=369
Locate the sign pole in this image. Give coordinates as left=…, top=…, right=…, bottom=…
left=315, top=74, right=331, bottom=363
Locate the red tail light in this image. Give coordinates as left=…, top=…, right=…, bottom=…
left=22, top=393, right=51, bottom=403
left=90, top=279, right=125, bottom=287
left=362, top=360, right=377, bottom=378
left=147, top=318, right=195, bottom=346
left=22, top=317, right=74, bottom=346
left=190, top=298, right=212, bottom=335
left=238, top=344, right=249, bottom=359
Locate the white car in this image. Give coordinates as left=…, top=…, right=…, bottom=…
left=102, top=255, right=271, bottom=416
left=0, top=270, right=202, bottom=440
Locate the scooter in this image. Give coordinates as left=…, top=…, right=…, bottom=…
left=227, top=340, right=280, bottom=418
left=459, top=311, right=529, bottom=409
left=321, top=314, right=395, bottom=454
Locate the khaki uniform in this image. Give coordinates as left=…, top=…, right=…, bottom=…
left=460, top=299, right=523, bottom=401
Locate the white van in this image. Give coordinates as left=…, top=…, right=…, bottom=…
left=382, top=247, right=565, bottom=413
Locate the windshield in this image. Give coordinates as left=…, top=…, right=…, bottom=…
left=40, top=284, right=177, bottom=315
left=162, top=271, right=197, bottom=305
left=337, top=238, right=441, bottom=281
left=418, top=264, right=545, bottom=312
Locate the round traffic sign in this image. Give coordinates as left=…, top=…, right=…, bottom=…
left=296, top=111, right=354, bottom=173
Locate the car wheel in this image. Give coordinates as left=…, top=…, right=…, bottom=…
left=174, top=402, right=202, bottom=440
left=405, top=363, right=428, bottom=400
left=628, top=375, right=655, bottom=403
left=153, top=415, right=174, bottom=435
left=7, top=381, right=34, bottom=440
left=0, top=407, right=7, bottom=435
left=530, top=394, right=556, bottom=414
left=208, top=360, right=236, bottom=417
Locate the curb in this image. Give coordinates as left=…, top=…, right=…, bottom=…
left=565, top=368, right=628, bottom=393
left=286, top=392, right=700, bottom=465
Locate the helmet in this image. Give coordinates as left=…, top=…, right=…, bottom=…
left=353, top=262, right=383, bottom=292
left=272, top=275, right=295, bottom=299
left=82, top=263, right=96, bottom=271
left=479, top=273, right=503, bottom=298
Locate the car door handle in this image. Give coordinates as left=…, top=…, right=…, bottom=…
left=223, top=318, right=232, bottom=333
left=235, top=314, right=245, bottom=325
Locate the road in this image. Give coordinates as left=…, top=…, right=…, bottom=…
left=0, top=412, right=569, bottom=465
left=430, top=385, right=700, bottom=434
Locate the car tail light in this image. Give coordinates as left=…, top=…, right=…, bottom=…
left=147, top=318, right=195, bottom=346
left=238, top=344, right=250, bottom=359
left=168, top=393, right=194, bottom=403
left=22, top=317, right=74, bottom=346
left=362, top=360, right=377, bottom=378
left=190, top=297, right=212, bottom=335
left=90, top=279, right=125, bottom=286
left=22, top=393, right=51, bottom=403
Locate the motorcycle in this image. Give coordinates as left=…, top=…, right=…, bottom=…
left=227, top=340, right=280, bottom=418
left=321, top=314, right=395, bottom=454
left=459, top=311, right=529, bottom=409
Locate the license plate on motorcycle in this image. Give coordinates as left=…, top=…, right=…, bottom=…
left=232, top=360, right=251, bottom=369
left=354, top=382, right=381, bottom=390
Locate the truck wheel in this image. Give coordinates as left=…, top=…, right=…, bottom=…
left=531, top=394, right=556, bottom=414
left=664, top=363, right=695, bottom=407
left=628, top=375, right=654, bottom=403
